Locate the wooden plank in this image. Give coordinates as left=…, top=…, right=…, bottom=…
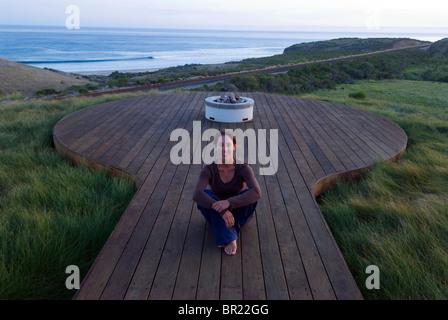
left=127, top=93, right=189, bottom=176
left=267, top=95, right=337, bottom=177
left=55, top=99, right=126, bottom=143
left=220, top=237, right=243, bottom=300
left=85, top=95, right=167, bottom=160
left=107, top=95, right=175, bottom=168
left=100, top=145, right=179, bottom=299
left=310, top=99, right=392, bottom=163
left=331, top=101, right=407, bottom=147
left=305, top=98, right=373, bottom=168
left=171, top=203, right=206, bottom=300
left=276, top=155, right=334, bottom=299
left=172, top=112, right=215, bottom=300
left=147, top=95, right=209, bottom=300
left=114, top=92, right=205, bottom=300
left=219, top=109, right=245, bottom=300
left=75, top=97, right=147, bottom=154
left=98, top=95, right=171, bottom=164
left=196, top=225, right=222, bottom=300
left=256, top=94, right=317, bottom=299
left=134, top=92, right=203, bottom=179
left=258, top=93, right=362, bottom=300
left=263, top=95, right=337, bottom=299
left=196, top=111, right=226, bottom=300
left=302, top=195, right=362, bottom=299
left=113, top=94, right=183, bottom=172
left=137, top=161, right=191, bottom=300
left=288, top=96, right=365, bottom=170
left=325, top=104, right=397, bottom=159
left=249, top=93, right=290, bottom=300
left=100, top=94, right=199, bottom=299
left=257, top=94, right=318, bottom=188
left=73, top=93, right=201, bottom=299
left=236, top=104, right=266, bottom=300
left=241, top=214, right=266, bottom=300
left=278, top=95, right=354, bottom=172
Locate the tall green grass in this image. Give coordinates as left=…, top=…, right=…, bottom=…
left=0, top=92, right=158, bottom=299
left=305, top=80, right=448, bottom=299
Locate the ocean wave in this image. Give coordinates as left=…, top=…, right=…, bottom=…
left=18, top=56, right=154, bottom=64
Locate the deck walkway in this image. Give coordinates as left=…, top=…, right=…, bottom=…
left=53, top=92, right=407, bottom=300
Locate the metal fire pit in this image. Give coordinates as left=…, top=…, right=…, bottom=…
left=205, top=93, right=254, bottom=123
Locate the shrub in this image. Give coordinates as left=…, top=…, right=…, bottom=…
left=117, top=78, right=128, bottom=87
left=428, top=38, right=448, bottom=58
left=229, top=74, right=260, bottom=91
left=348, top=91, right=367, bottom=100
left=437, top=74, right=448, bottom=83
left=35, top=88, right=58, bottom=97
left=85, top=84, right=99, bottom=91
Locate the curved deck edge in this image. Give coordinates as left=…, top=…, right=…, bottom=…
left=53, top=127, right=140, bottom=188
left=312, top=142, right=407, bottom=198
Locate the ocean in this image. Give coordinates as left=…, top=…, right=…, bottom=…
left=0, top=25, right=446, bottom=75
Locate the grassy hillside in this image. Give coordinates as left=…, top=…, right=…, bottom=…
left=0, top=57, right=96, bottom=97
left=428, top=38, right=448, bottom=57
left=284, top=37, right=430, bottom=53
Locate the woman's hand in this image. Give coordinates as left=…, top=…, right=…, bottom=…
left=221, top=210, right=235, bottom=228
left=212, top=200, right=230, bottom=213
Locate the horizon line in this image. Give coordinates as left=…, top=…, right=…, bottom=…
left=2, top=23, right=448, bottom=34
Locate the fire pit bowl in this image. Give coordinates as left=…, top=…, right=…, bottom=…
left=205, top=93, right=254, bottom=123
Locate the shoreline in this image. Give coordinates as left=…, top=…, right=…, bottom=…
left=67, top=67, right=162, bottom=76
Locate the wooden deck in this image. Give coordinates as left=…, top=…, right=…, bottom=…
left=53, top=92, right=407, bottom=300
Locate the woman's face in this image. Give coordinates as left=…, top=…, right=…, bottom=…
left=216, top=134, right=235, bottom=164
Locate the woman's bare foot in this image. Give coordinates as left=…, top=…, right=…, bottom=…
left=224, top=240, right=237, bottom=255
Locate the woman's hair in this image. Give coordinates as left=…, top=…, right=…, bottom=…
left=215, top=129, right=236, bottom=146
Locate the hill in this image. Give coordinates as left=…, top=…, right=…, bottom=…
left=428, top=38, right=448, bottom=57
left=0, top=57, right=95, bottom=96
left=283, top=37, right=430, bottom=54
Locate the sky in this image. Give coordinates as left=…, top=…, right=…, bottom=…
left=1, top=0, right=448, bottom=31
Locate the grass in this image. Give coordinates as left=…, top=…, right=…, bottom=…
left=0, top=91, right=160, bottom=299
left=304, top=79, right=448, bottom=299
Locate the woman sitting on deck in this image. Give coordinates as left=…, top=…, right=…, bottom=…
left=193, top=130, right=261, bottom=256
